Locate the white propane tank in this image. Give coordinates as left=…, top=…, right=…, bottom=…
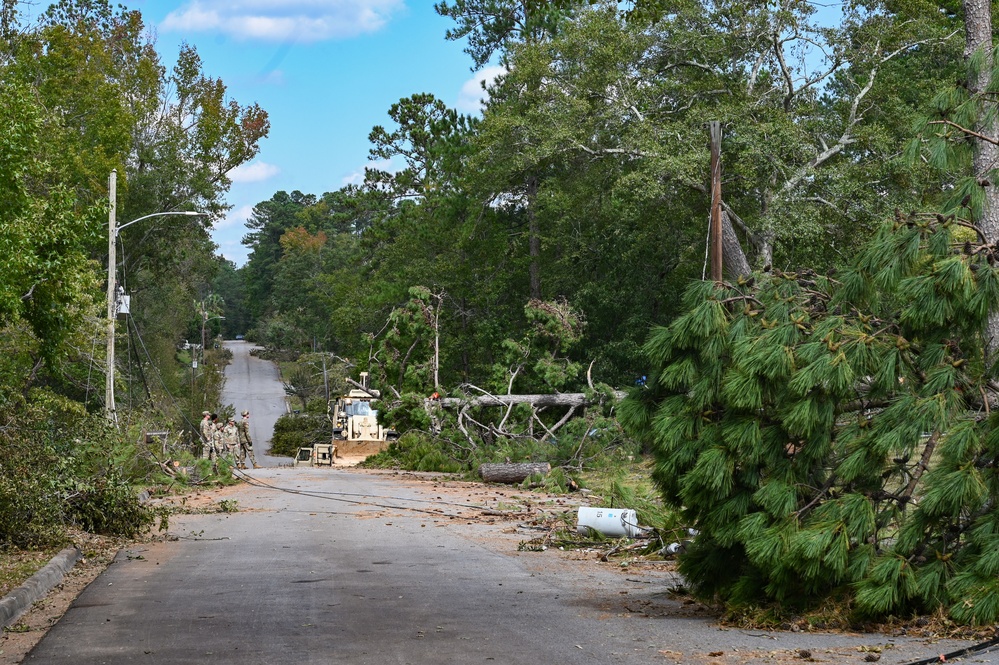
left=576, top=507, right=643, bottom=538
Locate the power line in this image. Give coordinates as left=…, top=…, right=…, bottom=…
left=229, top=468, right=491, bottom=519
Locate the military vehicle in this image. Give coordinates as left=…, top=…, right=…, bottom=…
left=294, top=372, right=398, bottom=466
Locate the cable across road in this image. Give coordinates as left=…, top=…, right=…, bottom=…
left=229, top=467, right=496, bottom=519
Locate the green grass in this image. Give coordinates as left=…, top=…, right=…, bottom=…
left=0, top=548, right=61, bottom=598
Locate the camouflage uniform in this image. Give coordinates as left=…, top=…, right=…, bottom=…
left=237, top=411, right=259, bottom=469
left=221, top=418, right=239, bottom=465
left=200, top=412, right=214, bottom=460
left=210, top=415, right=225, bottom=465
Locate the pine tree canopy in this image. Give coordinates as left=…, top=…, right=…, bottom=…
left=620, top=212, right=999, bottom=623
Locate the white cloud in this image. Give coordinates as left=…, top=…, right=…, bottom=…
left=456, top=66, right=505, bottom=114
left=214, top=204, right=254, bottom=231
left=229, top=161, right=280, bottom=183
left=340, top=157, right=397, bottom=187
left=218, top=240, right=250, bottom=266
left=160, top=0, right=405, bottom=43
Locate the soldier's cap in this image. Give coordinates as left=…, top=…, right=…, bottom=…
left=228, top=416, right=235, bottom=421
left=241, top=410, right=249, bottom=416
left=202, top=411, right=210, bottom=416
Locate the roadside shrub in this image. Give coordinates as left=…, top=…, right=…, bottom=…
left=61, top=417, right=154, bottom=537
left=0, top=391, right=75, bottom=548
left=0, top=444, right=67, bottom=549
left=66, top=468, right=153, bottom=538
left=270, top=412, right=329, bottom=457
left=0, top=400, right=158, bottom=546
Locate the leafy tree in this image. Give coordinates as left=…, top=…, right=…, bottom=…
left=368, top=286, right=444, bottom=395
left=242, top=191, right=316, bottom=320
left=212, top=258, right=250, bottom=338
left=269, top=226, right=332, bottom=351
left=435, top=0, right=583, bottom=69
left=366, top=93, right=478, bottom=201
left=0, top=78, right=100, bottom=362
left=4, top=0, right=267, bottom=419
left=908, top=0, right=999, bottom=348
left=490, top=298, right=584, bottom=395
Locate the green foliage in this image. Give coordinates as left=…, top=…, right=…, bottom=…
left=0, top=0, right=271, bottom=554
left=269, top=412, right=330, bottom=457
left=0, top=78, right=99, bottom=361
left=435, top=0, right=584, bottom=69
left=0, top=434, right=68, bottom=549
left=66, top=466, right=153, bottom=538
left=621, top=214, right=999, bottom=622
left=0, top=397, right=155, bottom=546
left=489, top=299, right=585, bottom=394
left=283, top=365, right=325, bottom=410
left=369, top=286, right=443, bottom=395
left=380, top=393, right=433, bottom=434
left=363, top=432, right=465, bottom=473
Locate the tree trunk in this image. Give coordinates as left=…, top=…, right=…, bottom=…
left=526, top=175, right=541, bottom=299
left=721, top=211, right=753, bottom=278
left=479, top=462, right=551, bottom=484
left=964, top=0, right=999, bottom=351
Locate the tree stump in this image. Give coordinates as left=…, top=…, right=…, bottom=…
left=479, top=462, right=551, bottom=484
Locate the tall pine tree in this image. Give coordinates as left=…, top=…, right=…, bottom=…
left=621, top=212, right=999, bottom=623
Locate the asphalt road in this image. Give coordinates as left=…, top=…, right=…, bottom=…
left=21, top=471, right=984, bottom=665
left=22, top=348, right=984, bottom=664
left=219, top=340, right=288, bottom=467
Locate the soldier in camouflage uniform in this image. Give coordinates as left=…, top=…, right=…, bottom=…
left=200, top=411, right=214, bottom=460
left=237, top=410, right=260, bottom=469
left=221, top=416, right=239, bottom=467
left=210, top=413, right=225, bottom=470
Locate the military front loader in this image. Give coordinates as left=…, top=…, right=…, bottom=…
left=294, top=372, right=398, bottom=466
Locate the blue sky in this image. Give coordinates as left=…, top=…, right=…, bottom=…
left=123, top=1, right=496, bottom=266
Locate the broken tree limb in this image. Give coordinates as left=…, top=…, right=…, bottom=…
left=439, top=392, right=624, bottom=409
left=479, top=462, right=552, bottom=484
left=345, top=377, right=380, bottom=397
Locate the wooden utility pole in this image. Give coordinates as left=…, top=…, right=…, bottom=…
left=106, top=170, right=118, bottom=423
left=709, top=121, right=723, bottom=281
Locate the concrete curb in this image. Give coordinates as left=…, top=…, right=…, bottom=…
left=0, top=546, right=82, bottom=628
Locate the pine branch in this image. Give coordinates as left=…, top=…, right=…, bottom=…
left=896, top=430, right=941, bottom=509
left=719, top=294, right=764, bottom=307
left=795, top=474, right=838, bottom=521
left=927, top=119, right=999, bottom=146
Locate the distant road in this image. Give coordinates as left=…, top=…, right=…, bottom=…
left=220, top=340, right=288, bottom=467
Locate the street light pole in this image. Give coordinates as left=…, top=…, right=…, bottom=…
left=105, top=169, right=206, bottom=422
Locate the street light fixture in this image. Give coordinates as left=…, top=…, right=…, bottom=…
left=106, top=169, right=207, bottom=423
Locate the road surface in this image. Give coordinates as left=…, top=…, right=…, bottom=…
left=220, top=340, right=287, bottom=467
left=22, top=471, right=981, bottom=665
left=21, top=348, right=982, bottom=664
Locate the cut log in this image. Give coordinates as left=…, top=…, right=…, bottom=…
left=479, top=462, right=551, bottom=484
